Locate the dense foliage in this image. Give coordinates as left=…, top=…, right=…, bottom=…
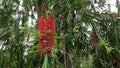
left=0, top=0, right=120, bottom=68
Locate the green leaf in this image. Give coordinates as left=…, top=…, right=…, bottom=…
left=28, top=45, right=40, bottom=51
left=54, top=36, right=63, bottom=39
left=42, top=54, right=48, bottom=68
left=105, top=45, right=114, bottom=54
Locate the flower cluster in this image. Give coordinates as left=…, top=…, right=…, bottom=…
left=38, top=14, right=55, bottom=55
left=91, top=32, right=99, bottom=45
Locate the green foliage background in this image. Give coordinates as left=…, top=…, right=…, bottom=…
left=0, top=0, right=120, bottom=68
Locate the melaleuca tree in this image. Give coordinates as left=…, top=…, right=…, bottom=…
left=0, top=0, right=120, bottom=68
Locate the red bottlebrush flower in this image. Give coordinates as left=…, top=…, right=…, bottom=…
left=91, top=32, right=99, bottom=44
left=91, top=32, right=100, bottom=51
left=38, top=14, right=55, bottom=55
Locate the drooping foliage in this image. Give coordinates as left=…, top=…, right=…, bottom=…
left=0, top=0, right=120, bottom=68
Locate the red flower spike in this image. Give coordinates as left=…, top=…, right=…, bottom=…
left=91, top=33, right=99, bottom=44
left=91, top=32, right=100, bottom=51
left=38, top=14, right=55, bottom=55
